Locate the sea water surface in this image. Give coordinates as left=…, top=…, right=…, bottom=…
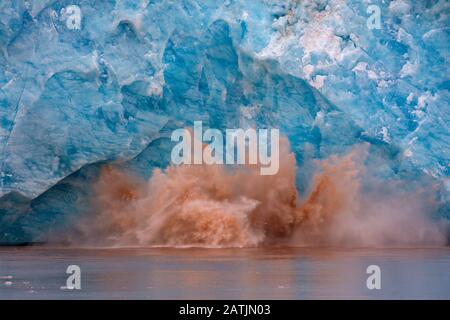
left=0, top=246, right=449, bottom=299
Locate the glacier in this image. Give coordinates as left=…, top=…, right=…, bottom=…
left=0, top=0, right=449, bottom=244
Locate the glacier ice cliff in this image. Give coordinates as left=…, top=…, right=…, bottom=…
left=0, top=0, right=448, bottom=244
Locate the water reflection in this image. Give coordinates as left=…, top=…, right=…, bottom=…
left=0, top=247, right=449, bottom=299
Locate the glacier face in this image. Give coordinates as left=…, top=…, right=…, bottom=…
left=0, top=0, right=449, bottom=243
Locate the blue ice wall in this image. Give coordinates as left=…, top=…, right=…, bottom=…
left=0, top=0, right=448, bottom=243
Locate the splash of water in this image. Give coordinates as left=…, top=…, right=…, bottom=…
left=65, top=139, right=447, bottom=247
